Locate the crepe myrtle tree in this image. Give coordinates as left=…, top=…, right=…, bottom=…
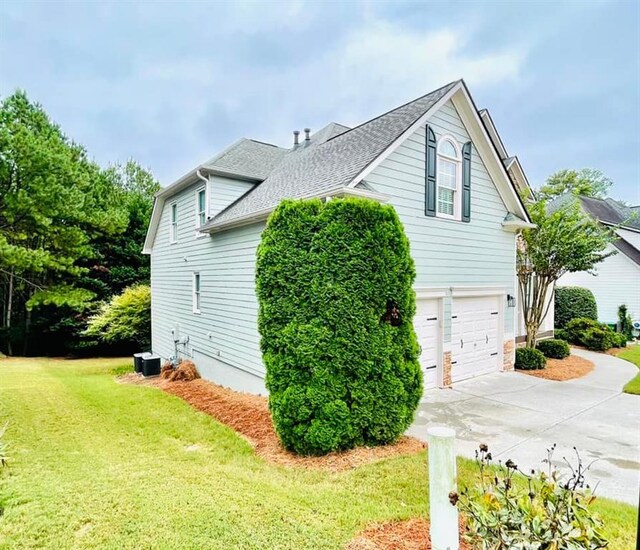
left=517, top=198, right=613, bottom=348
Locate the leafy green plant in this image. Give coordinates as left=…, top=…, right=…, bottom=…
left=256, top=198, right=421, bottom=456
left=555, top=287, right=598, bottom=329
left=565, top=318, right=616, bottom=351
left=515, top=347, right=546, bottom=370
left=537, top=338, right=570, bottom=359
left=455, top=444, right=608, bottom=549
left=85, top=284, right=151, bottom=348
left=611, top=332, right=627, bottom=348
left=617, top=304, right=634, bottom=341
left=554, top=328, right=569, bottom=342
left=582, top=328, right=616, bottom=352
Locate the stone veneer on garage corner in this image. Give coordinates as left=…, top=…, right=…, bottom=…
left=503, top=339, right=515, bottom=371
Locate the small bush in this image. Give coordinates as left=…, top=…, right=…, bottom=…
left=554, top=328, right=569, bottom=342
left=565, top=317, right=617, bottom=351
left=554, top=287, right=598, bottom=329
left=515, top=347, right=546, bottom=370
left=618, top=304, right=634, bottom=341
left=565, top=317, right=601, bottom=345
left=536, top=338, right=570, bottom=359
left=85, top=285, right=151, bottom=348
left=582, top=327, right=616, bottom=352
left=456, top=444, right=608, bottom=549
left=611, top=332, right=627, bottom=348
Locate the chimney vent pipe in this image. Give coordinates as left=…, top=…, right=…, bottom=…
left=304, top=128, right=311, bottom=142
left=293, top=130, right=300, bottom=148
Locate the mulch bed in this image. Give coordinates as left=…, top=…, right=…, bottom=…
left=521, top=354, right=594, bottom=381
left=119, top=374, right=425, bottom=470
left=346, top=518, right=470, bottom=550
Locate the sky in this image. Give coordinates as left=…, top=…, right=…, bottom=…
left=1, top=1, right=639, bottom=203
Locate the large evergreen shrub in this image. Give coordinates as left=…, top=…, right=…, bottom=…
left=554, top=287, right=598, bottom=329
left=256, top=198, right=421, bottom=456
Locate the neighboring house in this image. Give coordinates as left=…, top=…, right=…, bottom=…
left=143, top=79, right=534, bottom=395
left=557, top=195, right=640, bottom=325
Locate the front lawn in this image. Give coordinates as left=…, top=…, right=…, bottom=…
left=618, top=344, right=640, bottom=395
left=0, top=357, right=636, bottom=549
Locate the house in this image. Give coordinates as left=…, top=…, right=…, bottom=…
left=556, top=195, right=640, bottom=325
left=143, top=80, right=534, bottom=395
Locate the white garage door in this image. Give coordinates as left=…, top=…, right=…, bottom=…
left=414, top=299, right=440, bottom=389
left=451, top=296, right=501, bottom=383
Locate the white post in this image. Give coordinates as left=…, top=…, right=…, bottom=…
left=427, top=426, right=459, bottom=550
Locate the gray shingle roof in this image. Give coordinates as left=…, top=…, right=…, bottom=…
left=204, top=138, right=288, bottom=180
left=578, top=196, right=640, bottom=231
left=203, top=80, right=458, bottom=228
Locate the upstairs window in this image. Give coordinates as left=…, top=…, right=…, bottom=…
left=169, top=202, right=178, bottom=243
left=436, top=137, right=461, bottom=219
left=192, top=272, right=201, bottom=313
left=196, top=187, right=207, bottom=230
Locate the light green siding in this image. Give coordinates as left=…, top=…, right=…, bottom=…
left=366, top=100, right=517, bottom=341
left=150, top=176, right=266, bottom=393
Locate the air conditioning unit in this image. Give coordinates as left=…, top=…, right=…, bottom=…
left=632, top=320, right=640, bottom=331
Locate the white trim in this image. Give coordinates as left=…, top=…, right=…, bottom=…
left=502, top=218, right=536, bottom=231
left=192, top=272, right=201, bottom=314
left=479, top=109, right=508, bottom=160
left=194, top=185, right=208, bottom=235
left=169, top=201, right=178, bottom=244
left=349, top=81, right=464, bottom=189
left=450, top=86, right=530, bottom=221
left=436, top=134, right=462, bottom=220
left=450, top=286, right=507, bottom=298
left=414, top=287, right=448, bottom=299
left=200, top=186, right=391, bottom=234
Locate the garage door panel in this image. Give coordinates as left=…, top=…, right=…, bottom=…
left=414, top=299, right=441, bottom=390
left=451, top=296, right=502, bottom=383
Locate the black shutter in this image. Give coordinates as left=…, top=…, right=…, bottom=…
left=462, top=141, right=471, bottom=222
left=425, top=125, right=437, bottom=216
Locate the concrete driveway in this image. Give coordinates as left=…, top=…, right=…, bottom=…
left=409, top=347, right=640, bottom=504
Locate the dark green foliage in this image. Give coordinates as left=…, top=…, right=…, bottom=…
left=537, top=338, right=570, bottom=359
left=0, top=88, right=158, bottom=356
left=256, top=198, right=421, bottom=456
left=565, top=317, right=617, bottom=351
left=554, top=328, right=569, bottom=342
left=554, top=287, right=598, bottom=329
left=582, top=327, right=616, bottom=352
left=618, top=304, right=634, bottom=341
left=611, top=332, right=627, bottom=349
left=515, top=347, right=546, bottom=370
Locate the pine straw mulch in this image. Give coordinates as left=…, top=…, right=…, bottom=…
left=118, top=373, right=425, bottom=471
left=521, top=354, right=594, bottom=381
left=346, top=518, right=470, bottom=550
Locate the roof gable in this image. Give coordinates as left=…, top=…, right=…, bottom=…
left=205, top=81, right=458, bottom=228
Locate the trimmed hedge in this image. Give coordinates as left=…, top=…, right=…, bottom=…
left=515, top=347, right=546, bottom=370
left=611, top=332, right=627, bottom=348
left=554, top=287, right=598, bottom=329
left=537, top=338, right=570, bottom=359
left=256, top=198, right=421, bottom=456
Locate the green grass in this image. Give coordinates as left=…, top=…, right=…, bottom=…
left=0, top=357, right=636, bottom=549
left=618, top=344, right=640, bottom=395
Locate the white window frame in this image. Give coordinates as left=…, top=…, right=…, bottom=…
left=192, top=272, right=201, bottom=314
left=436, top=135, right=462, bottom=221
left=195, top=185, right=208, bottom=234
left=169, top=202, right=178, bottom=243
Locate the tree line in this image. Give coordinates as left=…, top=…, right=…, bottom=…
left=0, top=91, right=159, bottom=356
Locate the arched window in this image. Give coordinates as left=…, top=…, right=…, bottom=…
left=436, top=136, right=461, bottom=218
